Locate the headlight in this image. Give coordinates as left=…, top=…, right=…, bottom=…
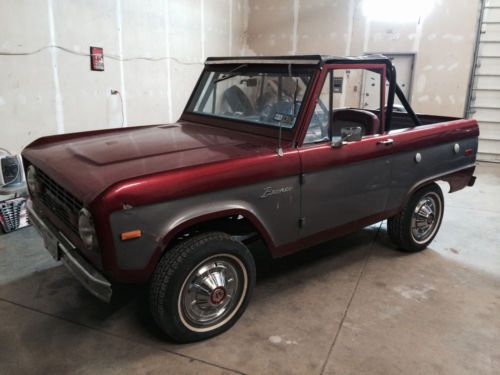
left=79, top=208, right=98, bottom=250
left=26, top=165, right=41, bottom=195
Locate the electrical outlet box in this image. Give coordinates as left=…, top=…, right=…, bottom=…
left=90, top=46, right=104, bottom=71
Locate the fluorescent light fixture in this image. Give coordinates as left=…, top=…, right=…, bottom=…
left=362, top=0, right=435, bottom=23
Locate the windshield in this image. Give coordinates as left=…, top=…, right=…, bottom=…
left=186, top=66, right=313, bottom=129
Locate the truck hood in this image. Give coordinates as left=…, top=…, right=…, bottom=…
left=23, top=121, right=276, bottom=203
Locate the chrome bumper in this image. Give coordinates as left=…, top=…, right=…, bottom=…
left=27, top=200, right=112, bottom=303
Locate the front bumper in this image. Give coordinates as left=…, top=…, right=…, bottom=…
left=27, top=200, right=112, bottom=302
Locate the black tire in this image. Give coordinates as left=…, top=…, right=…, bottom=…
left=149, top=232, right=256, bottom=343
left=387, top=183, right=444, bottom=252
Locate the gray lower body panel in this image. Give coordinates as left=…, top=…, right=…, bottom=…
left=110, top=176, right=300, bottom=270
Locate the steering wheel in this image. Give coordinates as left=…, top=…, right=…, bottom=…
left=222, top=85, right=254, bottom=116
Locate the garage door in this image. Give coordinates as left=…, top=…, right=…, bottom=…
left=468, top=0, right=500, bottom=162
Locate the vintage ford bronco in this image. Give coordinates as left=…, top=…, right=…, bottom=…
left=23, top=55, right=478, bottom=342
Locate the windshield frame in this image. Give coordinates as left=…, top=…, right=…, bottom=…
left=181, top=64, right=319, bottom=140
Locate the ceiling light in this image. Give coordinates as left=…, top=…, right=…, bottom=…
left=362, top=0, right=435, bottom=23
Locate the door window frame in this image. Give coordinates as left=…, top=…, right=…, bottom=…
left=297, top=63, right=387, bottom=146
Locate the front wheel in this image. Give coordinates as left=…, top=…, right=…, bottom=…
left=149, top=232, right=256, bottom=342
left=388, top=183, right=444, bottom=252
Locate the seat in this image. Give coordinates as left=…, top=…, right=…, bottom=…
left=331, top=109, right=380, bottom=137
left=222, top=85, right=254, bottom=115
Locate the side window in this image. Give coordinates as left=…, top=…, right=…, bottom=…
left=304, top=71, right=332, bottom=144
left=331, top=68, right=384, bottom=137
left=304, top=67, right=385, bottom=145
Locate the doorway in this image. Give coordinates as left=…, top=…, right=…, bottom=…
left=361, top=53, right=415, bottom=109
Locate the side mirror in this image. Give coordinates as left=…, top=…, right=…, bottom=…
left=331, top=126, right=363, bottom=148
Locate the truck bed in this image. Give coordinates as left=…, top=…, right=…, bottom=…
left=390, top=112, right=460, bottom=131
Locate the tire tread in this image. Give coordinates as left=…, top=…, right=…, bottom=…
left=149, top=232, right=252, bottom=342
left=387, top=183, right=444, bottom=252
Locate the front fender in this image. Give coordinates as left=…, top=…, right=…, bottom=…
left=157, top=205, right=275, bottom=252
left=107, top=175, right=300, bottom=281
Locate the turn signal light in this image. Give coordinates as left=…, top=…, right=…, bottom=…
left=120, top=230, right=142, bottom=241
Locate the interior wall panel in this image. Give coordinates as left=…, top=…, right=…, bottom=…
left=0, top=0, right=246, bottom=154
left=0, top=0, right=484, bottom=157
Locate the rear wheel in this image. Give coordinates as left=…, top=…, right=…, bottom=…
left=388, top=183, right=444, bottom=252
left=149, top=232, right=255, bottom=342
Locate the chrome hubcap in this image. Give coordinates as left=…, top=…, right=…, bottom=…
left=411, top=193, right=441, bottom=244
left=179, top=255, right=245, bottom=330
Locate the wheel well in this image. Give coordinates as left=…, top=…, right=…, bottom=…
left=407, top=181, right=443, bottom=201
left=167, top=215, right=271, bottom=258
left=435, top=179, right=451, bottom=193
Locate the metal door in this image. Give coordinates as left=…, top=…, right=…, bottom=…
left=467, top=0, right=500, bottom=162
left=299, top=140, right=393, bottom=239
left=299, top=64, right=393, bottom=239
left=361, top=54, right=414, bottom=109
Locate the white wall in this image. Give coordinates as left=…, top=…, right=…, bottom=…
left=245, top=0, right=480, bottom=118
left=0, top=0, right=246, bottom=154
left=0, top=0, right=481, bottom=154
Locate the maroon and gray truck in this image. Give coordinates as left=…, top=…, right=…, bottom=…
left=22, top=55, right=478, bottom=342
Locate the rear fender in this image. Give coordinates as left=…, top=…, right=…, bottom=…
left=403, top=164, right=476, bottom=206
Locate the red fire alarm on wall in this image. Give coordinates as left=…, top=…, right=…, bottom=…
left=90, top=46, right=104, bottom=71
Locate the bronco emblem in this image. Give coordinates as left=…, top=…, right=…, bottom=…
left=260, top=186, right=293, bottom=199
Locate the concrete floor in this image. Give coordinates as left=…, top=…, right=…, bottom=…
left=1, top=162, right=499, bottom=375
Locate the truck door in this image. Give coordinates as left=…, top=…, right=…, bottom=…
left=298, top=65, right=394, bottom=240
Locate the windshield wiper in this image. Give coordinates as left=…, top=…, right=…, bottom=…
left=213, top=64, right=248, bottom=84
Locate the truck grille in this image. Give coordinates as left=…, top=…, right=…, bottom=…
left=36, top=167, right=83, bottom=234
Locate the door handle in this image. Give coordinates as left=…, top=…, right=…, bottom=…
left=377, top=138, right=394, bottom=146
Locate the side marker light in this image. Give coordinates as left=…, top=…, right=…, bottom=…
left=121, top=230, right=142, bottom=241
